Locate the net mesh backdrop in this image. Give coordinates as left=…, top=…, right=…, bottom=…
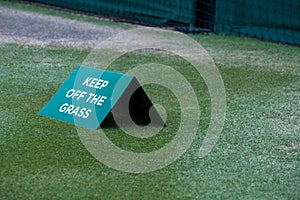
left=26, top=0, right=299, bottom=45
left=214, top=0, right=300, bottom=45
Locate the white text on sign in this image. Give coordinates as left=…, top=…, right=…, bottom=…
left=82, top=77, right=109, bottom=89
left=58, top=77, right=110, bottom=119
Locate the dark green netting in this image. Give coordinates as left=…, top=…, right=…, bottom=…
left=29, top=0, right=197, bottom=27
left=215, top=0, right=300, bottom=45
left=26, top=0, right=299, bottom=45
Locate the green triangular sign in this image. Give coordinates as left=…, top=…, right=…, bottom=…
left=39, top=66, right=164, bottom=130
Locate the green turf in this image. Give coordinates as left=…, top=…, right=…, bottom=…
left=1, top=2, right=300, bottom=199
left=1, top=37, right=299, bottom=199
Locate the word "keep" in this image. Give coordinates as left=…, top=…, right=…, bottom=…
left=82, top=77, right=109, bottom=89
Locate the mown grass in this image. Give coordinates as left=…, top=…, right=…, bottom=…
left=1, top=1, right=300, bottom=199
left=1, top=36, right=299, bottom=199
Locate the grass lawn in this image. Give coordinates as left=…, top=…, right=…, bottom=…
left=1, top=1, right=300, bottom=199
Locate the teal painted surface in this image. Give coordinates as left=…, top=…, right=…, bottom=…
left=39, top=66, right=133, bottom=129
